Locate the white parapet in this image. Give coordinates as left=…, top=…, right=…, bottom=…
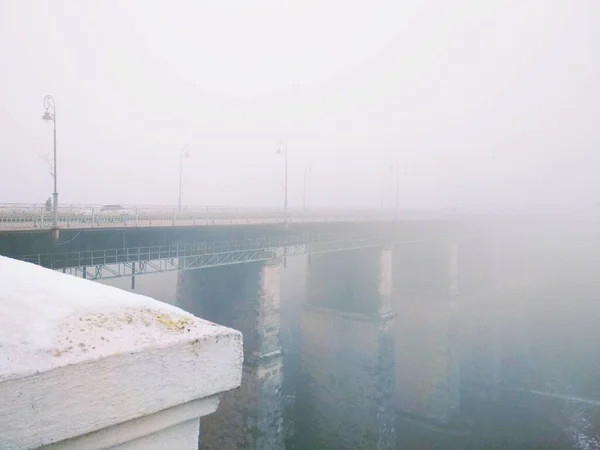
left=0, top=256, right=243, bottom=450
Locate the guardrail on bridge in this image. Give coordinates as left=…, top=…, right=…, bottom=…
left=0, top=204, right=396, bottom=231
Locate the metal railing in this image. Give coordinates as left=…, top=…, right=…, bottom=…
left=0, top=204, right=395, bottom=231
left=16, top=233, right=387, bottom=280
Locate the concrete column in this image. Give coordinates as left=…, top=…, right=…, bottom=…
left=393, top=240, right=460, bottom=424
left=177, top=259, right=284, bottom=450
left=296, top=246, right=395, bottom=449
left=493, top=233, right=532, bottom=391
left=457, top=237, right=502, bottom=402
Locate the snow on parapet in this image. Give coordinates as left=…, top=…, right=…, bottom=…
left=0, top=256, right=243, bottom=450
left=0, top=256, right=238, bottom=381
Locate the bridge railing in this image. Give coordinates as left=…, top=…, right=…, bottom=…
left=0, top=204, right=394, bottom=230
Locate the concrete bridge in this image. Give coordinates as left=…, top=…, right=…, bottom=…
left=2, top=206, right=597, bottom=448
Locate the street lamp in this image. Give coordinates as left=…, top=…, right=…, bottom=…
left=394, top=162, right=400, bottom=222
left=178, top=144, right=191, bottom=212
left=41, top=95, right=58, bottom=239
left=303, top=162, right=313, bottom=215
left=276, top=139, right=288, bottom=225
left=380, top=176, right=385, bottom=210
left=380, top=165, right=392, bottom=210
left=276, top=139, right=289, bottom=269
left=381, top=163, right=400, bottom=220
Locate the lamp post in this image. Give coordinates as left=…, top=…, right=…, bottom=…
left=41, top=95, right=58, bottom=239
left=276, top=139, right=288, bottom=225
left=381, top=163, right=400, bottom=220
left=380, top=164, right=393, bottom=211
left=178, top=144, right=191, bottom=212
left=394, top=162, right=400, bottom=222
left=276, top=139, right=289, bottom=268
left=380, top=177, right=385, bottom=210
left=303, top=162, right=312, bottom=215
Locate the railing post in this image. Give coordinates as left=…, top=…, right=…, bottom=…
left=131, top=261, right=136, bottom=290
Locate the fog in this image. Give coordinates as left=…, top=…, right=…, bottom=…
left=3, top=1, right=600, bottom=448
left=1, top=1, right=598, bottom=211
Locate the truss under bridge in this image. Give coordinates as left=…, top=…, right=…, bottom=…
left=15, top=234, right=391, bottom=280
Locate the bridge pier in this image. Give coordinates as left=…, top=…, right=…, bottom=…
left=176, top=259, right=284, bottom=450
left=457, top=238, right=503, bottom=403
left=296, top=247, right=395, bottom=449
left=457, top=236, right=533, bottom=402
left=393, top=241, right=460, bottom=425
left=458, top=301, right=502, bottom=402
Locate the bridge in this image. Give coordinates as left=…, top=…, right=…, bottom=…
left=0, top=202, right=464, bottom=282
left=0, top=202, right=591, bottom=448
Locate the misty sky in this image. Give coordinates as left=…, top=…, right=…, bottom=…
left=0, top=1, right=598, bottom=211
